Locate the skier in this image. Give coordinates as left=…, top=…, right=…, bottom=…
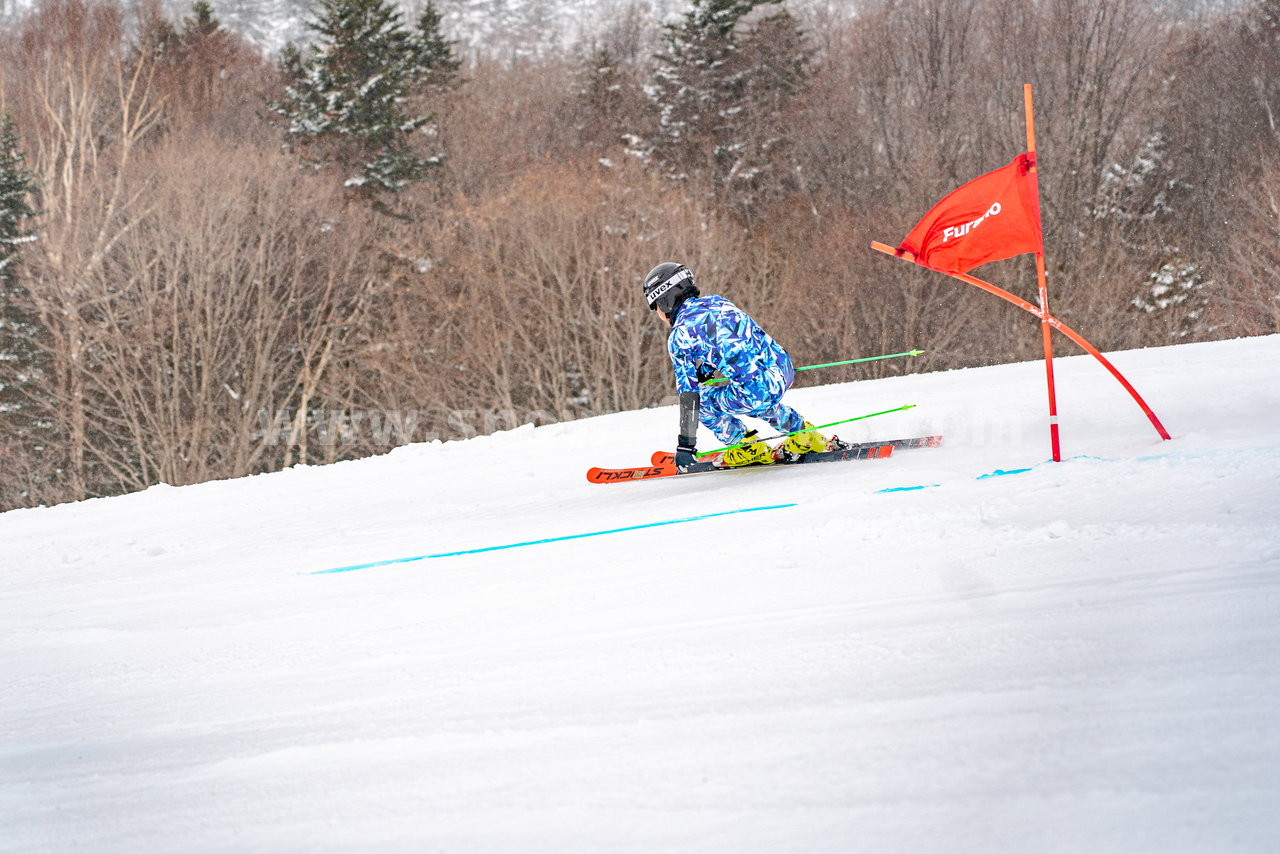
left=643, top=261, right=829, bottom=472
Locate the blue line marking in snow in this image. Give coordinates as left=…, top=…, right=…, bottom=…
left=877, top=453, right=1135, bottom=493
left=976, top=467, right=1034, bottom=479
left=312, top=503, right=798, bottom=575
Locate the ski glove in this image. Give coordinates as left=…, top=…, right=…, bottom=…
left=675, top=436, right=698, bottom=472
left=696, top=362, right=717, bottom=384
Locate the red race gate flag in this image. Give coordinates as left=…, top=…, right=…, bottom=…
left=894, top=152, right=1043, bottom=274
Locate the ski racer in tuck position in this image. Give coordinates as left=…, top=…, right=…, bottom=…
left=643, top=261, right=829, bottom=472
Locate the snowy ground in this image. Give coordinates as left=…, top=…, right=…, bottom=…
left=3, top=335, right=1279, bottom=853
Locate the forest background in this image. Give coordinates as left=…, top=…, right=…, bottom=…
left=0, top=0, right=1276, bottom=511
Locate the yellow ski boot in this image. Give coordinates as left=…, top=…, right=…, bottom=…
left=721, top=431, right=774, bottom=467
left=780, top=421, right=828, bottom=458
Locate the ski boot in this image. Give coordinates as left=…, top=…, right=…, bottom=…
left=777, top=422, right=828, bottom=461
left=721, top=431, right=774, bottom=467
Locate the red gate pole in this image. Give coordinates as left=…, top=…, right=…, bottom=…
left=1024, top=84, right=1062, bottom=461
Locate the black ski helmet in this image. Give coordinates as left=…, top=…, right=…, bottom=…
left=643, top=262, right=699, bottom=322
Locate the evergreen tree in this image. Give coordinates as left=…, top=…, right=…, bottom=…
left=646, top=0, right=809, bottom=215
left=271, top=0, right=459, bottom=201
left=573, top=44, right=647, bottom=153
left=136, top=2, right=229, bottom=66
left=0, top=117, right=35, bottom=263
left=185, top=0, right=221, bottom=39
left=647, top=0, right=749, bottom=182
left=410, top=1, right=461, bottom=92
left=731, top=7, right=809, bottom=205
left=142, top=3, right=235, bottom=101
left=0, top=114, right=45, bottom=452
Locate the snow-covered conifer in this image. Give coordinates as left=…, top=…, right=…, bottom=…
left=0, top=114, right=46, bottom=453
left=271, top=0, right=458, bottom=201
left=410, top=1, right=461, bottom=92
left=645, top=0, right=809, bottom=216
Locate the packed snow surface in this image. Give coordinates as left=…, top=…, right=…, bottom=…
left=3, top=335, right=1279, bottom=853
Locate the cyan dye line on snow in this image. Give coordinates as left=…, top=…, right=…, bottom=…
left=877, top=453, right=1121, bottom=493
left=876, top=484, right=940, bottom=493
left=976, top=467, right=1034, bottom=479
left=313, top=503, right=798, bottom=575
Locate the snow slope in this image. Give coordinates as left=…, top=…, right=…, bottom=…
left=3, top=335, right=1279, bottom=853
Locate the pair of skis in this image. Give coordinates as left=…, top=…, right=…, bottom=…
left=586, top=435, right=942, bottom=484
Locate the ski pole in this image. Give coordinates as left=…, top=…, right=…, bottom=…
left=698, top=404, right=916, bottom=457
left=703, top=349, right=923, bottom=385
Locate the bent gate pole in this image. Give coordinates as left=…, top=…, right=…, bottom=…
left=869, top=240, right=1172, bottom=443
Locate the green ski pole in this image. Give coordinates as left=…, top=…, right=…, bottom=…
left=703, top=349, right=923, bottom=385
left=698, top=404, right=917, bottom=457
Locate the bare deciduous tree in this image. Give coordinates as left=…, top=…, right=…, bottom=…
left=2, top=0, right=162, bottom=497
left=84, top=136, right=379, bottom=488
left=1218, top=164, right=1280, bottom=336
left=370, top=159, right=753, bottom=433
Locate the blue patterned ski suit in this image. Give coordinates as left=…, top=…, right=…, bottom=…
left=668, top=295, right=806, bottom=445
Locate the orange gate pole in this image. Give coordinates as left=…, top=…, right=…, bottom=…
left=1025, top=84, right=1062, bottom=460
